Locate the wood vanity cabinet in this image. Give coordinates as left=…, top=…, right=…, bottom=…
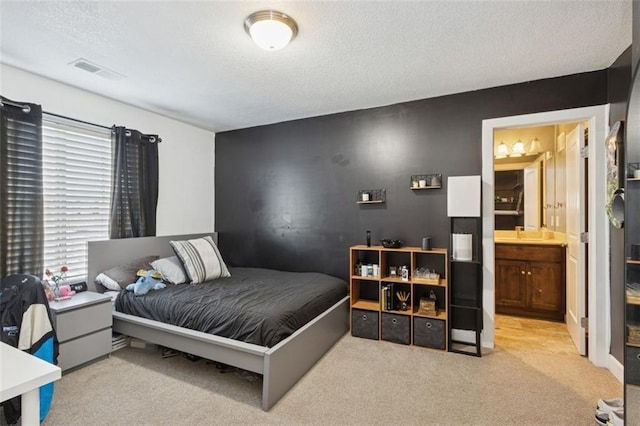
left=495, top=243, right=566, bottom=321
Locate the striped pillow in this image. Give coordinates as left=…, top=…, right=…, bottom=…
left=170, top=236, right=231, bottom=284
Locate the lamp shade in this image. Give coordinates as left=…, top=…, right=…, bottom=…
left=511, top=139, right=525, bottom=156
left=245, top=10, right=298, bottom=51
left=496, top=141, right=509, bottom=158
left=528, top=137, right=542, bottom=155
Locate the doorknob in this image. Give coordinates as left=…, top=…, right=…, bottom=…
left=527, top=271, right=532, bottom=275
left=521, top=270, right=525, bottom=275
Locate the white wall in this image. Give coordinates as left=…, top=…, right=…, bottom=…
left=0, top=64, right=215, bottom=235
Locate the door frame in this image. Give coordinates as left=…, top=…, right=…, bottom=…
left=481, top=105, right=611, bottom=369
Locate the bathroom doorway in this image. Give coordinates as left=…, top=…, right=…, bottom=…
left=492, top=121, right=585, bottom=356
left=481, top=105, right=612, bottom=372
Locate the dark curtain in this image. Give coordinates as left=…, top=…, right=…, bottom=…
left=0, top=96, right=44, bottom=277
left=110, top=126, right=159, bottom=239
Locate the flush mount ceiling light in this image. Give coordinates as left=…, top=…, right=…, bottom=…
left=244, top=10, right=298, bottom=51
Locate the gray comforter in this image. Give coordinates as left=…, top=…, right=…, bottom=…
left=114, top=267, right=347, bottom=347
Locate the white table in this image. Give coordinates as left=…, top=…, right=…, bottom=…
left=0, top=342, right=61, bottom=425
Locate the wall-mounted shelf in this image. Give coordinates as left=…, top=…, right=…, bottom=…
left=357, top=189, right=386, bottom=204
left=410, top=173, right=442, bottom=190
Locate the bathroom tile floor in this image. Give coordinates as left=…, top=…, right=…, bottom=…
left=495, top=314, right=584, bottom=355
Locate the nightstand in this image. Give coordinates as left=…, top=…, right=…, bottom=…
left=48, top=291, right=112, bottom=372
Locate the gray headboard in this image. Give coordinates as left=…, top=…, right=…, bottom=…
left=87, top=232, right=218, bottom=292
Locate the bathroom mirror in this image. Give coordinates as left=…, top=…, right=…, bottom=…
left=494, top=125, right=558, bottom=231
left=493, top=123, right=585, bottom=233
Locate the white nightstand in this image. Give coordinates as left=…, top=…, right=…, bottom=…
left=48, top=291, right=112, bottom=372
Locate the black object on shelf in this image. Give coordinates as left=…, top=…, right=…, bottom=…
left=366, top=230, right=371, bottom=247
left=380, top=239, right=403, bottom=248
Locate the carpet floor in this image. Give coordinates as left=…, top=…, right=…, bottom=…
left=42, top=315, right=621, bottom=425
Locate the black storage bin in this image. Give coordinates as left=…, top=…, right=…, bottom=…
left=413, top=317, right=445, bottom=349
left=381, top=313, right=410, bottom=345
left=352, top=309, right=379, bottom=340
left=627, top=346, right=640, bottom=386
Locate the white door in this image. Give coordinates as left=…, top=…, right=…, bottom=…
left=565, top=124, right=586, bottom=355
left=523, top=162, right=540, bottom=231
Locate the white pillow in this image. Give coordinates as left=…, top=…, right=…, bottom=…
left=151, top=256, right=188, bottom=285
left=170, top=236, right=231, bottom=284
left=95, top=273, right=122, bottom=291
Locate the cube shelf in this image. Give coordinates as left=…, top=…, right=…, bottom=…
left=349, top=245, right=448, bottom=351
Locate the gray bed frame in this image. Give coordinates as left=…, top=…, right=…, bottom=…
left=87, top=232, right=349, bottom=411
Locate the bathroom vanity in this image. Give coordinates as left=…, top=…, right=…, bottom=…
left=495, top=232, right=566, bottom=322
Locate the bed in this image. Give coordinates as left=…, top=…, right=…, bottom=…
left=87, top=233, right=349, bottom=411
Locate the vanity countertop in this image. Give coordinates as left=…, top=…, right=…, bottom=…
left=494, top=230, right=567, bottom=246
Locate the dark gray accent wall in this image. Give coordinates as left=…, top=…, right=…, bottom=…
left=216, top=71, right=607, bottom=281
left=608, top=47, right=632, bottom=364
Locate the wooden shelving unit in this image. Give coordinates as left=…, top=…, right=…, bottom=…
left=624, top=173, right=640, bottom=392
left=350, top=245, right=449, bottom=350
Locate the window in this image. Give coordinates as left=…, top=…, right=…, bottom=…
left=42, top=115, right=112, bottom=281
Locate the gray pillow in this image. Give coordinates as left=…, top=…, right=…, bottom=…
left=151, top=256, right=188, bottom=285
left=98, top=255, right=159, bottom=290
left=170, top=236, right=230, bottom=284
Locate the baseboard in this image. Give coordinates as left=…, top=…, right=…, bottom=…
left=609, top=354, right=624, bottom=384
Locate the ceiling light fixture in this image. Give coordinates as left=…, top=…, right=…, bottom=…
left=244, top=10, right=298, bottom=51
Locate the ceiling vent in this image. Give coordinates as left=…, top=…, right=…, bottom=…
left=69, top=58, right=125, bottom=81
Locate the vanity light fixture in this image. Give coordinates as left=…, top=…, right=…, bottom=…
left=528, top=137, right=542, bottom=155
left=511, top=139, right=525, bottom=157
left=496, top=141, right=509, bottom=159
left=244, top=10, right=298, bottom=51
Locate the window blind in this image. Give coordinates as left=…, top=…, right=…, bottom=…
left=42, top=115, right=112, bottom=281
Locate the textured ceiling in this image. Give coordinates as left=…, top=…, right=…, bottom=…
left=0, top=1, right=632, bottom=133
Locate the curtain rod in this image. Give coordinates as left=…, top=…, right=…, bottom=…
left=44, top=111, right=112, bottom=131
left=120, top=128, right=162, bottom=143
left=47, top=112, right=162, bottom=143
left=0, top=98, right=31, bottom=113
left=2, top=102, right=162, bottom=143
